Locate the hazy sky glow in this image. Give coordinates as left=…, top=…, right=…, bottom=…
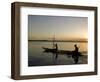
left=28, top=15, right=88, bottom=40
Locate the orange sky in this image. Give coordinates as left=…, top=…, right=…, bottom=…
left=28, top=15, right=88, bottom=41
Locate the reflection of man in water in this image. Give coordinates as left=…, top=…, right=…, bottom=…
left=73, top=44, right=79, bottom=64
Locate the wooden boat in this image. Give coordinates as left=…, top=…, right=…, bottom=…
left=42, top=35, right=86, bottom=57
left=42, top=47, right=82, bottom=56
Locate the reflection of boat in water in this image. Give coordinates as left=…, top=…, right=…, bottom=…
left=42, top=47, right=82, bottom=56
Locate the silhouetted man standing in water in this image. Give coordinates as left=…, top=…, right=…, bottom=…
left=73, top=44, right=79, bottom=64
left=55, top=43, right=58, bottom=59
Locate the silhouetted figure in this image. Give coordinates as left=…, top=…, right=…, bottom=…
left=55, top=43, right=58, bottom=51
left=72, top=44, right=79, bottom=64
left=55, top=43, right=58, bottom=59
left=74, top=44, right=78, bottom=52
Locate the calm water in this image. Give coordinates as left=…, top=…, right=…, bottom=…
left=28, top=41, right=88, bottom=66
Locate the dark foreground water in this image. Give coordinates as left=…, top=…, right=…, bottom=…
left=28, top=41, right=88, bottom=66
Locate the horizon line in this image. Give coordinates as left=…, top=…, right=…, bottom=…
left=28, top=39, right=88, bottom=42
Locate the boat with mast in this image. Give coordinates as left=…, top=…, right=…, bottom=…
left=42, top=35, right=84, bottom=56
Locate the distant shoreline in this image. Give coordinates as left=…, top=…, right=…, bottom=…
left=28, top=40, right=88, bottom=43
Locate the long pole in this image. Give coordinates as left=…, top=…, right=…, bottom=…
left=52, top=34, right=56, bottom=64
left=53, top=34, right=55, bottom=49
left=53, top=35, right=55, bottom=49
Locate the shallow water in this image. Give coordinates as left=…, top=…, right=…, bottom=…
left=28, top=41, right=88, bottom=66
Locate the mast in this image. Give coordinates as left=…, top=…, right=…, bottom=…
left=53, top=34, right=55, bottom=49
